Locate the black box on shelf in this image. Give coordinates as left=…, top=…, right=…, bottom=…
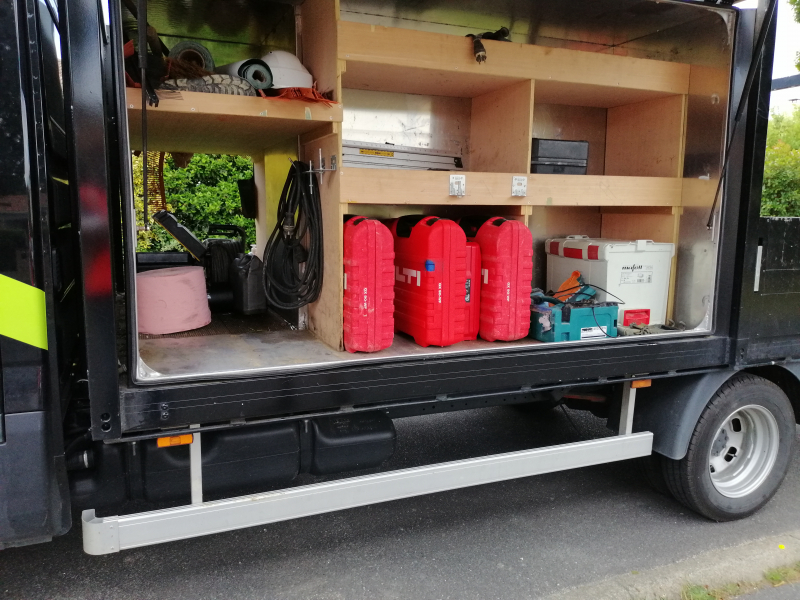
left=531, top=138, right=589, bottom=175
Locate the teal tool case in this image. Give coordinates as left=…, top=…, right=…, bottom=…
left=531, top=302, right=619, bottom=342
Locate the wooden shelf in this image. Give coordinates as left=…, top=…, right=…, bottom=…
left=127, top=89, right=343, bottom=156
left=340, top=169, right=683, bottom=208
left=339, top=21, right=690, bottom=106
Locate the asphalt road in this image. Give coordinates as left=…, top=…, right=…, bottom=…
left=1, top=405, right=799, bottom=600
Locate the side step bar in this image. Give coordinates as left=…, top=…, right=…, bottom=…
left=82, top=432, right=653, bottom=554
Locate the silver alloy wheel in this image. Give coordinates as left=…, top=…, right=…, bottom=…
left=708, top=404, right=781, bottom=499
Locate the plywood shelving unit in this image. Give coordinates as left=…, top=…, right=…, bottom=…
left=240, top=12, right=696, bottom=351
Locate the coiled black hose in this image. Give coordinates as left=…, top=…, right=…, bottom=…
left=262, top=161, right=324, bottom=310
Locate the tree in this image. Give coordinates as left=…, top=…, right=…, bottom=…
left=789, top=0, right=800, bottom=70
left=763, top=107, right=800, bottom=216
left=133, top=153, right=255, bottom=252
left=762, top=140, right=800, bottom=215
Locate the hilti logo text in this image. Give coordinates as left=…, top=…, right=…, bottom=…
left=482, top=269, right=488, bottom=284
left=395, top=266, right=421, bottom=286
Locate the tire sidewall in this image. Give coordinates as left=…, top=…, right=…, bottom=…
left=688, top=378, right=796, bottom=521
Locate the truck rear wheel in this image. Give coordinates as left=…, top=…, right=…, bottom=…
left=662, top=374, right=795, bottom=521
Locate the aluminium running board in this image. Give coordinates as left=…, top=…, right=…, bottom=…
left=82, top=432, right=653, bottom=555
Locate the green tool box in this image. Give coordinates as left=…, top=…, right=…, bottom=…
left=531, top=302, right=619, bottom=343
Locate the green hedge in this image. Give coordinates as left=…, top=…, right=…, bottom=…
left=134, top=153, right=255, bottom=252
left=763, top=108, right=800, bottom=217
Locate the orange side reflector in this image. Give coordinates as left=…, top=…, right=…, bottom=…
left=157, top=434, right=194, bottom=448
left=632, top=379, right=652, bottom=389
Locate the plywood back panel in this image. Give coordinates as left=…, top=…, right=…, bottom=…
left=470, top=80, right=534, bottom=173
left=605, top=95, right=687, bottom=178
left=600, top=207, right=680, bottom=244
left=533, top=104, right=607, bottom=175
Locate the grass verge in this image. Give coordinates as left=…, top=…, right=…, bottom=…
left=680, top=561, right=800, bottom=600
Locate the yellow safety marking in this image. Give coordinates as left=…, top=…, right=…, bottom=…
left=359, top=148, right=394, bottom=157
left=0, top=274, right=48, bottom=350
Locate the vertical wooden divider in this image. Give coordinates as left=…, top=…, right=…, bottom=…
left=470, top=80, right=534, bottom=173
left=300, top=0, right=344, bottom=350
left=303, top=130, right=344, bottom=350
left=300, top=0, right=341, bottom=101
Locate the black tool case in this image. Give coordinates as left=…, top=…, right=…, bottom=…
left=531, top=139, right=589, bottom=175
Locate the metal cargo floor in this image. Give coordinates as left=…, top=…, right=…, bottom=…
left=138, top=326, right=544, bottom=382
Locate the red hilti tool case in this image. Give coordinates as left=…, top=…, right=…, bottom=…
left=390, top=216, right=467, bottom=347
left=343, top=216, right=395, bottom=353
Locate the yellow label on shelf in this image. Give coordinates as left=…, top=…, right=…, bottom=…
left=359, top=148, right=395, bottom=157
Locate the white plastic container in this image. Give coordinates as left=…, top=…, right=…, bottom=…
left=545, top=235, right=675, bottom=325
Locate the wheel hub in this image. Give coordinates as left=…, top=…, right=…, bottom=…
left=711, top=429, right=729, bottom=458
left=708, top=405, right=780, bottom=498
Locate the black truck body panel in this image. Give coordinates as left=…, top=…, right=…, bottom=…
left=59, top=0, right=123, bottom=440
left=731, top=12, right=800, bottom=366
left=120, top=335, right=731, bottom=433
left=0, top=0, right=71, bottom=547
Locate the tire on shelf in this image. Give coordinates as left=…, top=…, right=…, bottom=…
left=661, top=374, right=796, bottom=522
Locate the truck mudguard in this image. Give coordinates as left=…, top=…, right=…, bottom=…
left=782, top=361, right=800, bottom=385
left=633, top=370, right=738, bottom=460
